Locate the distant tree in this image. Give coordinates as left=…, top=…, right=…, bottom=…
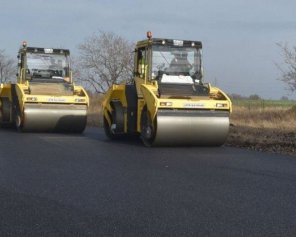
left=0, top=50, right=16, bottom=83
left=77, top=31, right=134, bottom=93
left=276, top=43, right=296, bottom=93
left=249, top=94, right=261, bottom=100
left=230, top=93, right=245, bottom=100
left=280, top=96, right=289, bottom=101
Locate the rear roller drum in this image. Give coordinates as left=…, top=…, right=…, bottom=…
left=103, top=115, right=122, bottom=140
left=0, top=97, right=13, bottom=128
left=15, top=113, right=24, bottom=132
left=103, top=101, right=124, bottom=140
left=13, top=104, right=24, bottom=132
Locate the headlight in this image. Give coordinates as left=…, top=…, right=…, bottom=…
left=26, top=97, right=37, bottom=102
left=75, top=98, right=86, bottom=103
left=216, top=103, right=228, bottom=108
left=160, top=101, right=173, bottom=106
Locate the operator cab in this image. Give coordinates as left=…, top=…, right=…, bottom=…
left=152, top=42, right=202, bottom=82
left=17, top=42, right=71, bottom=84
left=135, top=34, right=209, bottom=97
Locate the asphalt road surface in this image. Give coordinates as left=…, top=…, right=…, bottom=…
left=0, top=127, right=296, bottom=236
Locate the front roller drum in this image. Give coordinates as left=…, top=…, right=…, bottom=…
left=20, top=103, right=88, bottom=133
left=142, top=110, right=230, bottom=146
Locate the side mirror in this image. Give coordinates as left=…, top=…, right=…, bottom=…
left=200, top=67, right=204, bottom=79
left=25, top=69, right=32, bottom=81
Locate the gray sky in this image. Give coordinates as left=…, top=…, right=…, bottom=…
left=1, top=0, right=296, bottom=99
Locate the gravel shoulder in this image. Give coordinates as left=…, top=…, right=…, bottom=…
left=226, top=125, right=296, bottom=157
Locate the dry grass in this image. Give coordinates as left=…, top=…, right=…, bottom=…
left=87, top=93, right=103, bottom=127
left=230, top=105, right=296, bottom=132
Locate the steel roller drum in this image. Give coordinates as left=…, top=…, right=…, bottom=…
left=22, top=103, right=87, bottom=132
left=152, top=110, right=230, bottom=146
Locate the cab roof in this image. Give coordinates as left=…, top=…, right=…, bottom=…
left=20, top=47, right=70, bottom=55
left=136, top=38, right=202, bottom=49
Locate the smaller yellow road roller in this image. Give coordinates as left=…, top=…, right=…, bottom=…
left=0, top=41, right=89, bottom=133
left=102, top=32, right=232, bottom=146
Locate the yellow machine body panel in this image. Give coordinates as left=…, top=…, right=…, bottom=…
left=0, top=43, right=89, bottom=133
left=0, top=83, right=12, bottom=97
left=140, top=83, right=232, bottom=126
left=102, top=35, right=232, bottom=146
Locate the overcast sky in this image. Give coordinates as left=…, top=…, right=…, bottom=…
left=1, top=0, right=296, bottom=99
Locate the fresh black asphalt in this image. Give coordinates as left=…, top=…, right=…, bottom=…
left=0, top=127, right=295, bottom=236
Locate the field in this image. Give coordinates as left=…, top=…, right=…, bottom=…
left=230, top=99, right=296, bottom=131
left=232, top=99, right=296, bottom=108
left=87, top=96, right=296, bottom=156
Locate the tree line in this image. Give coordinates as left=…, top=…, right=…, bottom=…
left=0, top=50, right=16, bottom=83
left=0, top=31, right=295, bottom=95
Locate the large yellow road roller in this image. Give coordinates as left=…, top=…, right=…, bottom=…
left=102, top=32, right=232, bottom=146
left=0, top=42, right=89, bottom=133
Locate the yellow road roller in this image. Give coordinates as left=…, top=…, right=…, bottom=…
left=0, top=42, right=89, bottom=133
left=102, top=32, right=232, bottom=146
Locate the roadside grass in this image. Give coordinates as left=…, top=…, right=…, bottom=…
left=87, top=93, right=103, bottom=127
left=230, top=104, right=296, bottom=131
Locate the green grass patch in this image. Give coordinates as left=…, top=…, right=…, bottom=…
left=232, top=99, right=296, bottom=109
